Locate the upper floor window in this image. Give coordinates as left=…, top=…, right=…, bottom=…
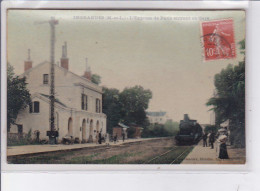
left=96, top=98, right=101, bottom=113
left=29, top=101, right=40, bottom=113
left=81, top=94, right=88, bottom=110
left=43, top=74, right=49, bottom=84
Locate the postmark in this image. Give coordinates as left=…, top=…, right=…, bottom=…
left=201, top=19, right=236, bottom=61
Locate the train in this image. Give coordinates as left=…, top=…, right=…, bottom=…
left=175, top=114, right=203, bottom=145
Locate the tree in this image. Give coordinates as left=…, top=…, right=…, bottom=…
left=119, top=86, right=152, bottom=126
left=142, top=122, right=177, bottom=138
left=102, top=85, right=152, bottom=133
left=7, top=63, right=31, bottom=132
left=164, top=120, right=179, bottom=135
left=207, top=40, right=245, bottom=147
left=204, top=125, right=217, bottom=134
left=102, top=87, right=121, bottom=133
left=91, top=74, right=101, bottom=85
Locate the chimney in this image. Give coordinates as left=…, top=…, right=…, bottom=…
left=83, top=58, right=92, bottom=80
left=60, top=42, right=69, bottom=70
left=184, top=114, right=190, bottom=122
left=24, top=49, right=32, bottom=72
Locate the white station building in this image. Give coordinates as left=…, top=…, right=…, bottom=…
left=146, top=111, right=168, bottom=124
left=10, top=43, right=107, bottom=143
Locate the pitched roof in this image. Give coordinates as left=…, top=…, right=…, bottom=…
left=20, top=61, right=49, bottom=77
left=40, top=93, right=67, bottom=107
left=20, top=61, right=102, bottom=92
left=118, top=123, right=130, bottom=129
left=31, top=93, right=69, bottom=110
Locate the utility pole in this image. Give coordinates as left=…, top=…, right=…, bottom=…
left=35, top=17, right=59, bottom=144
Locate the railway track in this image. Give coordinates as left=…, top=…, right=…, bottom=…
left=143, top=146, right=193, bottom=164
left=170, top=147, right=192, bottom=164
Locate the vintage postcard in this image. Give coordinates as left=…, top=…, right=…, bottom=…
left=5, top=10, right=245, bottom=166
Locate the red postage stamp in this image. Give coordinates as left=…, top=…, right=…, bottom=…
left=201, top=19, right=236, bottom=61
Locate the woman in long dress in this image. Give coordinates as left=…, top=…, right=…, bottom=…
left=105, top=133, right=110, bottom=146
left=218, top=136, right=229, bottom=159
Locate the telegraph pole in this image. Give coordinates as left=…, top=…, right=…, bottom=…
left=48, top=17, right=59, bottom=144
left=49, top=18, right=58, bottom=130
left=35, top=17, right=59, bottom=144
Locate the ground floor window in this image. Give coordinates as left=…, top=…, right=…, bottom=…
left=17, top=124, right=23, bottom=134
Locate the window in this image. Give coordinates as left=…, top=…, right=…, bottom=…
left=85, top=96, right=88, bottom=110
left=96, top=98, right=101, bottom=113
left=29, top=103, right=33, bottom=113
left=18, top=125, right=23, bottom=134
left=81, top=94, right=84, bottom=110
left=43, top=74, right=49, bottom=84
left=81, top=94, right=88, bottom=110
left=96, top=99, right=98, bottom=113
left=30, top=101, right=40, bottom=113
left=34, top=101, right=40, bottom=113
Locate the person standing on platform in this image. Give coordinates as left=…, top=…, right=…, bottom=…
left=122, top=132, right=125, bottom=142
left=207, top=133, right=211, bottom=146
left=209, top=131, right=216, bottom=149
left=95, top=131, right=99, bottom=144
left=218, top=135, right=229, bottom=159
left=105, top=133, right=110, bottom=146
left=202, top=133, right=208, bottom=147
left=98, top=131, right=102, bottom=144
left=114, top=134, right=117, bottom=144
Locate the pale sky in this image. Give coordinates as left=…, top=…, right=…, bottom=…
left=7, top=10, right=245, bottom=124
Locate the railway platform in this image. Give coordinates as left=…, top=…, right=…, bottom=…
left=181, top=140, right=245, bottom=164
left=7, top=137, right=161, bottom=157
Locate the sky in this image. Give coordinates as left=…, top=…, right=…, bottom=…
left=7, top=10, right=245, bottom=124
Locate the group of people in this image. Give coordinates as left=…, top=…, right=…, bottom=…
left=202, top=132, right=215, bottom=148
left=112, top=132, right=125, bottom=144
left=98, top=132, right=126, bottom=146
left=202, top=130, right=229, bottom=159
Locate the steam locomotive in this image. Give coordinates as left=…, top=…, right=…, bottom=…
left=175, top=114, right=203, bottom=145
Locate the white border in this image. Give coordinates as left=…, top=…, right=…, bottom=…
left=1, top=1, right=250, bottom=172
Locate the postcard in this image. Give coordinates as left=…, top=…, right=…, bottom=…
left=5, top=9, right=245, bottom=166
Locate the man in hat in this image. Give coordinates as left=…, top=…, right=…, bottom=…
left=209, top=131, right=216, bottom=149
left=202, top=132, right=208, bottom=147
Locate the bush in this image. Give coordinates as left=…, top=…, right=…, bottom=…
left=142, top=122, right=179, bottom=138
left=7, top=129, right=36, bottom=146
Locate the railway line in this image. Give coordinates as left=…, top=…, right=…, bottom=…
left=143, top=146, right=193, bottom=164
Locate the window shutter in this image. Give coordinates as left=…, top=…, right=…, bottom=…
left=29, top=103, right=33, bottom=113
left=81, top=94, right=84, bottom=110
left=96, top=99, right=98, bottom=113
left=98, top=99, right=101, bottom=113
left=85, top=95, right=88, bottom=110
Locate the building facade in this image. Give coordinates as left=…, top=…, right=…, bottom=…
left=10, top=44, right=107, bottom=143
left=146, top=111, right=168, bottom=124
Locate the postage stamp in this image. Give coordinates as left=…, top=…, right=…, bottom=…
left=201, top=19, right=236, bottom=61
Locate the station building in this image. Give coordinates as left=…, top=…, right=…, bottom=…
left=10, top=43, right=107, bottom=143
